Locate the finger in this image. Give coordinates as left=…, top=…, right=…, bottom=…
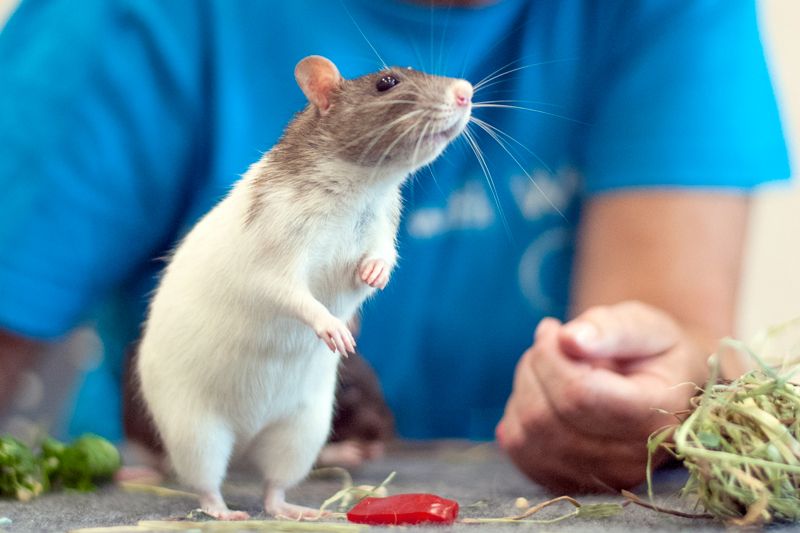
left=367, top=264, right=383, bottom=285
left=559, top=301, right=680, bottom=359
left=502, top=378, right=650, bottom=492
left=530, top=323, right=653, bottom=436
left=363, top=265, right=377, bottom=284
left=322, top=335, right=336, bottom=353
left=329, top=331, right=342, bottom=355
left=333, top=331, right=348, bottom=356
left=534, top=316, right=562, bottom=341
left=504, top=350, right=649, bottom=461
left=361, top=262, right=377, bottom=282
left=379, top=270, right=390, bottom=289
left=345, top=331, right=356, bottom=354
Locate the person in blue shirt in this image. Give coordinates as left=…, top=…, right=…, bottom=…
left=0, top=0, right=790, bottom=492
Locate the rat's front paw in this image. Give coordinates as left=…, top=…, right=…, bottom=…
left=358, top=258, right=391, bottom=289
left=315, top=315, right=356, bottom=356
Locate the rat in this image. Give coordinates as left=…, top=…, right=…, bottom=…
left=136, top=55, right=473, bottom=520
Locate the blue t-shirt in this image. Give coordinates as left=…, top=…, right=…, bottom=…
left=0, top=0, right=789, bottom=441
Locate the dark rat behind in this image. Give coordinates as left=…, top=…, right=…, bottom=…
left=136, top=55, right=472, bottom=520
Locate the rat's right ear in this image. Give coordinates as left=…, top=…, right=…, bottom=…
left=295, top=56, right=342, bottom=115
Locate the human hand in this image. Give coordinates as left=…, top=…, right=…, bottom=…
left=496, top=301, right=710, bottom=492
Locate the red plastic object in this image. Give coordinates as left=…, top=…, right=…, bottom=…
left=347, top=493, right=459, bottom=525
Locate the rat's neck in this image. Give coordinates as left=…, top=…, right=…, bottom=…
left=243, top=146, right=409, bottom=229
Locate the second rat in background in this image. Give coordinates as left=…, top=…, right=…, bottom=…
left=136, top=55, right=473, bottom=520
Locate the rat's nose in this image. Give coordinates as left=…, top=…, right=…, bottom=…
left=452, top=80, right=473, bottom=107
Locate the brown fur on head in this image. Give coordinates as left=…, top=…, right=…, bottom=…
left=278, top=56, right=471, bottom=174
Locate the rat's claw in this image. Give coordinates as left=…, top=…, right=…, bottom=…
left=331, top=331, right=347, bottom=356
left=374, top=269, right=389, bottom=289
left=323, top=336, right=336, bottom=353
left=360, top=262, right=377, bottom=283
left=345, top=330, right=356, bottom=355
left=316, top=315, right=356, bottom=356
left=367, top=264, right=383, bottom=285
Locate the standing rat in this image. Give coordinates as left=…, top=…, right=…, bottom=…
left=136, top=55, right=472, bottom=520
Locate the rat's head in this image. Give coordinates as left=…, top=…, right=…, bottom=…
left=295, top=55, right=472, bottom=175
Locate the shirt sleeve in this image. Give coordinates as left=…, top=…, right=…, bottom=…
left=577, top=0, right=791, bottom=193
left=0, top=0, right=205, bottom=339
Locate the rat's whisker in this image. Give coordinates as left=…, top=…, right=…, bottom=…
left=472, top=103, right=587, bottom=125
left=411, top=119, right=433, bottom=168
left=471, top=99, right=565, bottom=109
left=340, top=0, right=388, bottom=70
left=473, top=57, right=525, bottom=90
left=346, top=109, right=426, bottom=160
left=462, top=125, right=513, bottom=242
left=361, top=99, right=449, bottom=113
left=469, top=117, right=565, bottom=219
left=433, top=0, right=455, bottom=76
left=369, top=115, right=427, bottom=180
left=347, top=114, right=422, bottom=162
left=358, top=109, right=423, bottom=169
left=361, top=99, right=422, bottom=106
left=473, top=58, right=578, bottom=93
left=469, top=116, right=552, bottom=174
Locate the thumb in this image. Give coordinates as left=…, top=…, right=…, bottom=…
left=559, top=301, right=681, bottom=359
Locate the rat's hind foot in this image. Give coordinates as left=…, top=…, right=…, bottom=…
left=200, top=491, right=250, bottom=521
left=265, top=486, right=328, bottom=520
left=358, top=258, right=390, bottom=289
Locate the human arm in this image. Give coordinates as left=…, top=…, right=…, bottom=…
left=495, top=0, right=789, bottom=492
left=497, top=191, right=749, bottom=492
left=0, top=1, right=208, bottom=442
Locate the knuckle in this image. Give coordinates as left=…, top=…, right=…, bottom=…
left=558, top=378, right=592, bottom=418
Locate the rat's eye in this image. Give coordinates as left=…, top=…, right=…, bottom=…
left=376, top=75, right=399, bottom=92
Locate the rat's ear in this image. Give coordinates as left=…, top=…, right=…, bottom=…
left=295, top=55, right=342, bottom=115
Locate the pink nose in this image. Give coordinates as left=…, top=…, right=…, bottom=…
left=453, top=80, right=473, bottom=107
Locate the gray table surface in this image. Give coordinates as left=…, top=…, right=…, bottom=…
left=1, top=440, right=797, bottom=532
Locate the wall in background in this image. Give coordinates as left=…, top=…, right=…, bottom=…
left=738, top=0, right=800, bottom=339
left=0, top=0, right=798, bottom=338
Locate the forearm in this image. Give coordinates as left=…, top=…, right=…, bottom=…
left=570, top=191, right=749, bottom=350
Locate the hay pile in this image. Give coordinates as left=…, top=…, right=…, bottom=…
left=650, top=321, right=800, bottom=526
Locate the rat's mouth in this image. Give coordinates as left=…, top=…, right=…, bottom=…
left=425, top=115, right=469, bottom=144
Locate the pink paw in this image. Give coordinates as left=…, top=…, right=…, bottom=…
left=315, top=315, right=356, bottom=356
left=359, top=258, right=391, bottom=289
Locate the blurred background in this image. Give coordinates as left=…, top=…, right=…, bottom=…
left=2, top=0, right=793, bottom=337
left=737, top=0, right=800, bottom=338
left=0, top=0, right=797, bottom=439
